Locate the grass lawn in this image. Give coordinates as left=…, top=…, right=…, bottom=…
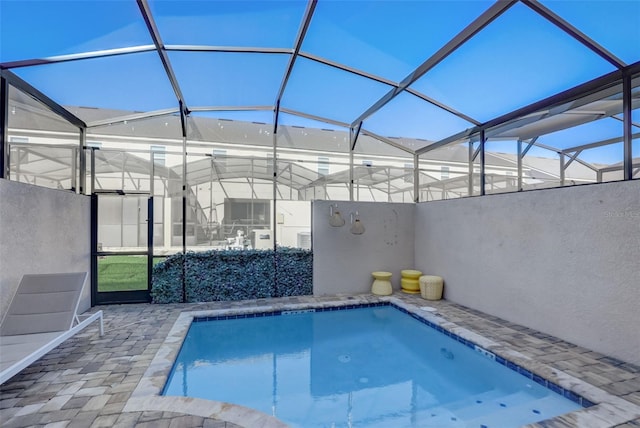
left=98, top=255, right=149, bottom=292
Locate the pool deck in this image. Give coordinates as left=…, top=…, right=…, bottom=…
left=1, top=293, right=639, bottom=428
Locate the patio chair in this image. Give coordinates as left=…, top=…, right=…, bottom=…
left=0, top=272, right=104, bottom=385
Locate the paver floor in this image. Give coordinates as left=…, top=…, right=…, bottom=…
left=1, top=294, right=639, bottom=427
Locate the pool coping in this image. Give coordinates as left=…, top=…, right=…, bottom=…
left=125, top=295, right=640, bottom=427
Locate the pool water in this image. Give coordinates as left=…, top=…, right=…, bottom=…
left=163, top=306, right=582, bottom=427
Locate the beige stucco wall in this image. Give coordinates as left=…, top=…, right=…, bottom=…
left=414, top=180, right=640, bottom=365
left=0, top=180, right=91, bottom=320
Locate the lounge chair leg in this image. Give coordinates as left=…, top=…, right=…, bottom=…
left=99, top=312, right=104, bottom=336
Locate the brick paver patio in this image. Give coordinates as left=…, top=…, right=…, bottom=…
left=1, top=294, right=639, bottom=427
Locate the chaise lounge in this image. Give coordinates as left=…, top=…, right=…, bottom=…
left=0, top=272, right=104, bottom=385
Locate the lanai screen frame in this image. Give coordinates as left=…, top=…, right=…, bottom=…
left=1, top=0, right=638, bottom=216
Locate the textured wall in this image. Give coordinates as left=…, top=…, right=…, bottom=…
left=0, top=180, right=91, bottom=319
left=414, top=180, right=640, bottom=365
left=313, top=200, right=415, bottom=296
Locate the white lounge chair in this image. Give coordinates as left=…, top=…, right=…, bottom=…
left=0, top=272, right=104, bottom=385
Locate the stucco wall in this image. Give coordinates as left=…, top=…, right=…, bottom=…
left=0, top=180, right=91, bottom=319
left=313, top=200, right=415, bottom=296
left=414, top=180, right=640, bottom=365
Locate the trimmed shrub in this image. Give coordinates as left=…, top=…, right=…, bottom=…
left=151, top=248, right=312, bottom=303
left=275, top=247, right=314, bottom=297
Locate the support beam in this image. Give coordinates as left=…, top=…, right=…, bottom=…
left=416, top=128, right=476, bottom=155
left=468, top=140, right=474, bottom=196
left=179, top=104, right=187, bottom=303
left=273, top=100, right=280, bottom=136
left=563, top=149, right=583, bottom=170
left=472, top=143, right=482, bottom=162
left=359, top=128, right=414, bottom=154
left=0, top=46, right=156, bottom=70
left=480, top=129, right=486, bottom=196
left=533, top=140, right=599, bottom=172
left=9, top=145, right=76, bottom=169
left=1, top=70, right=86, bottom=128
left=521, top=136, right=538, bottom=157
left=387, top=167, right=391, bottom=202
left=349, top=127, right=355, bottom=201
left=622, top=73, right=633, bottom=180
left=483, top=69, right=625, bottom=131
left=350, top=121, right=362, bottom=151
left=274, top=0, right=316, bottom=107
left=79, top=127, right=86, bottom=194
left=522, top=0, right=626, bottom=69
left=517, top=137, right=538, bottom=191
left=611, top=114, right=640, bottom=129
left=299, top=52, right=397, bottom=87
left=0, top=76, right=8, bottom=179
left=272, top=102, right=278, bottom=250
left=137, top=0, right=186, bottom=107
left=517, top=139, right=523, bottom=191
left=190, top=105, right=273, bottom=113
left=298, top=52, right=480, bottom=126
left=166, top=45, right=292, bottom=55
left=279, top=107, right=350, bottom=129
left=87, top=108, right=180, bottom=128
left=598, top=163, right=640, bottom=174
left=561, top=133, right=640, bottom=154
left=418, top=67, right=632, bottom=157
left=90, top=148, right=96, bottom=194
left=351, top=0, right=515, bottom=127
left=150, top=150, right=156, bottom=197
left=413, top=153, right=419, bottom=203
left=405, top=88, right=481, bottom=126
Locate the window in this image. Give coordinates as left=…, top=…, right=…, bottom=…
left=213, top=149, right=227, bottom=171
left=318, top=156, right=329, bottom=176
left=404, top=163, right=414, bottom=183
left=151, top=145, right=166, bottom=165
left=362, top=159, right=373, bottom=167
left=9, top=136, right=28, bottom=144
left=441, top=166, right=450, bottom=180
left=87, top=141, right=102, bottom=149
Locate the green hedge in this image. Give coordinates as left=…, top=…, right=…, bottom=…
left=151, top=248, right=312, bottom=303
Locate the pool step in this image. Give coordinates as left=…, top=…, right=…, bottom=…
left=465, top=394, right=580, bottom=427
left=414, top=390, right=538, bottom=426
left=307, top=392, right=578, bottom=428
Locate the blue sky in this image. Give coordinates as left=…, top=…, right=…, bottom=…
left=1, top=0, right=638, bottom=164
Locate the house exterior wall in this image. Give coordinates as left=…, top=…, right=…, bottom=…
left=0, top=180, right=91, bottom=319
left=414, top=180, right=640, bottom=365
left=312, top=200, right=415, bottom=296
left=276, top=200, right=311, bottom=248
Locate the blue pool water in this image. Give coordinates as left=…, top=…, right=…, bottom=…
left=163, top=305, right=583, bottom=427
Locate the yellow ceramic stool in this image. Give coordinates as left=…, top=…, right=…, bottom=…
left=401, top=270, right=422, bottom=294
left=419, top=275, right=444, bottom=300
left=371, top=271, right=393, bottom=296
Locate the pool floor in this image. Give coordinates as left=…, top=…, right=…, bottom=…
left=163, top=305, right=582, bottom=427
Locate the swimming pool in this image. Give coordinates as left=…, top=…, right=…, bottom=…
left=162, top=303, right=585, bottom=427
